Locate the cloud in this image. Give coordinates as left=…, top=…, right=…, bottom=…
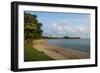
left=52, top=22, right=76, bottom=33
left=75, top=25, right=90, bottom=33
left=50, top=22, right=90, bottom=38
left=52, top=23, right=63, bottom=32
left=42, top=21, right=90, bottom=38
left=74, top=25, right=90, bottom=38
left=51, top=22, right=74, bottom=37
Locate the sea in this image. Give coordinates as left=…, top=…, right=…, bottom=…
left=47, top=39, right=90, bottom=53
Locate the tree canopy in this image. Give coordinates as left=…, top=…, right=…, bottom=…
left=24, top=13, right=43, bottom=43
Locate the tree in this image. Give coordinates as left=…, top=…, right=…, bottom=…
left=24, top=13, right=43, bottom=44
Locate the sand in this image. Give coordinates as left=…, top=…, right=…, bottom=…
left=32, top=39, right=90, bottom=60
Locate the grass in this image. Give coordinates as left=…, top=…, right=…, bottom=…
left=24, top=43, right=54, bottom=62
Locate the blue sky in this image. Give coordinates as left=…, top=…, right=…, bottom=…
left=25, top=11, right=90, bottom=39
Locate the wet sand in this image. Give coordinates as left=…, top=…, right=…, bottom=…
left=32, top=39, right=90, bottom=60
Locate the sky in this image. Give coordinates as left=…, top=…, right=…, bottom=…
left=25, top=11, right=90, bottom=39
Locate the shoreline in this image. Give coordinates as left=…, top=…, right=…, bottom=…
left=32, top=39, right=90, bottom=60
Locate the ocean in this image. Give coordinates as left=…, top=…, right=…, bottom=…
left=47, top=39, right=90, bottom=53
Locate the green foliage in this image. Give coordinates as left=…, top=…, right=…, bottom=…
left=24, top=43, right=54, bottom=62
left=24, top=13, right=43, bottom=43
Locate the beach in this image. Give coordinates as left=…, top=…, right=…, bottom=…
left=32, top=39, right=90, bottom=60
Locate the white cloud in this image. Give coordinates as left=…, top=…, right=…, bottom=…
left=74, top=25, right=90, bottom=38
left=52, top=23, right=63, bottom=32
left=50, top=22, right=90, bottom=38
left=63, top=25, right=75, bottom=33
left=75, top=26, right=90, bottom=33
left=52, top=22, right=75, bottom=33
left=52, top=23, right=57, bottom=28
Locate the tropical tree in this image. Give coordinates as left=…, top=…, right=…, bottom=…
left=24, top=13, right=42, bottom=44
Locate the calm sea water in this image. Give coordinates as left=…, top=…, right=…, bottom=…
left=47, top=39, right=90, bottom=52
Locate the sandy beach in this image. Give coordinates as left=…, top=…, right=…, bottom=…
left=32, top=39, right=90, bottom=60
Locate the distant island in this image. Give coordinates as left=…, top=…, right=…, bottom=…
left=42, top=36, right=80, bottom=39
